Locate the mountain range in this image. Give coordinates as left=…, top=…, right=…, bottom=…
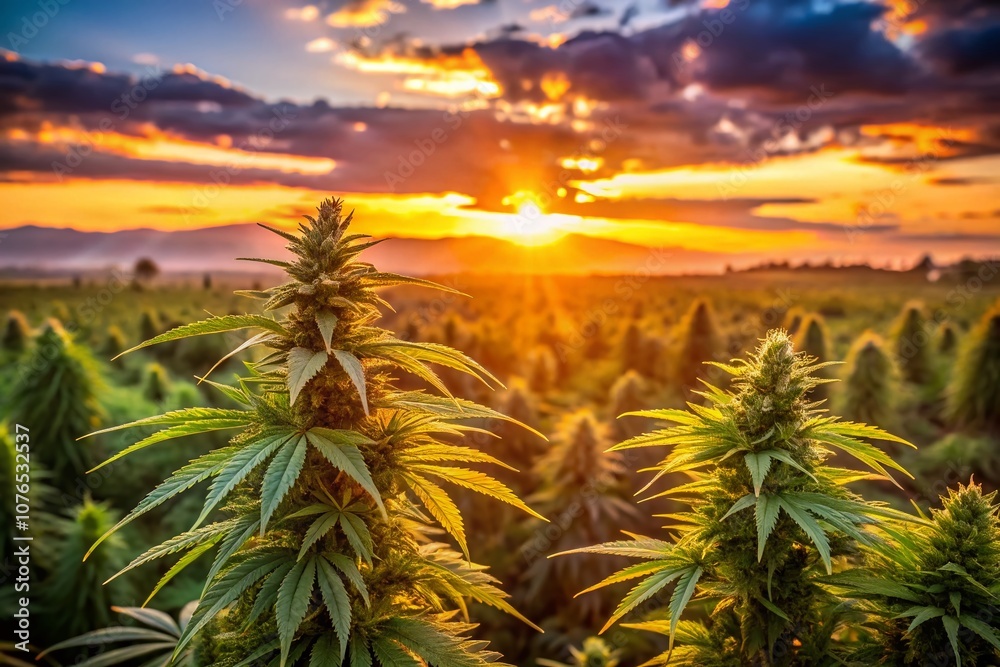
left=0, top=224, right=731, bottom=276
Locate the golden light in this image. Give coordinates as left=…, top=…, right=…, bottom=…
left=500, top=191, right=568, bottom=246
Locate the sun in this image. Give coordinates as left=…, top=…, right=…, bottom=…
left=500, top=191, right=567, bottom=246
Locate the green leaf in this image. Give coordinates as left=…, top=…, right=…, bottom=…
left=722, top=493, right=756, bottom=521
left=260, top=435, right=308, bottom=533
left=317, top=557, right=351, bottom=660
left=332, top=350, right=369, bottom=415
left=555, top=538, right=673, bottom=560
left=310, top=635, right=342, bottom=667
left=405, top=472, right=467, bottom=559
left=668, top=567, right=703, bottom=649
left=412, top=465, right=545, bottom=521
left=896, top=606, right=945, bottom=632
left=306, top=428, right=385, bottom=518
left=86, top=446, right=240, bottom=560
left=298, top=512, right=340, bottom=560
left=959, top=614, right=1000, bottom=650
left=326, top=553, right=369, bottom=605
left=371, top=637, right=420, bottom=666
left=941, top=615, right=962, bottom=667
left=753, top=594, right=790, bottom=621
left=577, top=559, right=674, bottom=596
left=196, top=429, right=295, bottom=528
left=176, top=551, right=286, bottom=657
left=349, top=636, right=373, bottom=667
left=776, top=496, right=832, bottom=573
left=144, top=537, right=220, bottom=607
left=755, top=494, right=780, bottom=562
left=276, top=557, right=317, bottom=667
left=89, top=417, right=250, bottom=473
left=245, top=561, right=295, bottom=629
left=115, top=314, right=288, bottom=359
left=288, top=347, right=329, bottom=406
left=765, top=449, right=818, bottom=483
left=744, top=452, right=773, bottom=497
left=601, top=566, right=687, bottom=633
left=316, top=310, right=339, bottom=353
left=339, top=511, right=374, bottom=565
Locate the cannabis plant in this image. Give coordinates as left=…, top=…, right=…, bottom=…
left=561, top=330, right=915, bottom=666
left=84, top=198, right=542, bottom=666
left=947, top=301, right=1000, bottom=433
left=937, top=321, right=959, bottom=356
left=142, top=362, right=172, bottom=403
left=838, top=331, right=897, bottom=431
left=139, top=309, right=161, bottom=344
left=40, top=498, right=132, bottom=638
left=890, top=302, right=933, bottom=385
left=537, top=637, right=622, bottom=667
left=102, top=324, right=127, bottom=359
left=525, top=410, right=636, bottom=626
left=494, top=377, right=544, bottom=474
left=839, top=483, right=1000, bottom=666
left=621, top=322, right=645, bottom=373
left=609, top=370, right=647, bottom=442
left=674, top=299, right=722, bottom=392
left=39, top=604, right=198, bottom=667
left=5, top=320, right=104, bottom=488
left=1, top=310, right=30, bottom=354
left=793, top=315, right=830, bottom=402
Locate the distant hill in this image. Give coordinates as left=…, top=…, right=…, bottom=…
left=0, top=224, right=730, bottom=276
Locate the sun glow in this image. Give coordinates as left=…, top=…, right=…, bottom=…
left=501, top=191, right=570, bottom=246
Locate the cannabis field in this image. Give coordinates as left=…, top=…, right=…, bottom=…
left=2, top=203, right=999, bottom=666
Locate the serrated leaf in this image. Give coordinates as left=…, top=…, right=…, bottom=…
left=405, top=472, right=467, bottom=559
left=668, top=567, right=703, bottom=649
left=601, top=566, right=687, bottom=633
left=144, top=537, right=220, bottom=607
left=306, top=428, right=385, bottom=518
left=261, top=435, right=308, bottom=533
left=339, top=511, right=374, bottom=565
left=276, top=557, right=317, bottom=667
left=942, top=615, right=961, bottom=667
left=196, top=429, right=294, bottom=528
left=745, top=451, right=773, bottom=497
left=412, top=465, right=545, bottom=521
left=755, top=495, right=780, bottom=562
left=316, top=310, right=339, bottom=353
left=288, top=347, right=329, bottom=406
left=317, top=557, right=351, bottom=660
left=115, top=314, right=287, bottom=359
left=298, top=512, right=340, bottom=560
left=86, top=446, right=240, bottom=561
left=310, top=635, right=341, bottom=667
left=722, top=493, right=755, bottom=521
left=332, top=349, right=369, bottom=415
left=776, top=496, right=831, bottom=573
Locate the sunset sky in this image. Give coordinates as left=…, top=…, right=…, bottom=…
left=0, top=0, right=997, bottom=269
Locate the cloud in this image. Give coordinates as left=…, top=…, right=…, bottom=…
left=325, top=0, right=406, bottom=27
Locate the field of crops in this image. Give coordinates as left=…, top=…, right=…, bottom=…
left=2, top=213, right=998, bottom=666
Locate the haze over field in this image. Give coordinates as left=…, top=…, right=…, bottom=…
left=0, top=0, right=997, bottom=273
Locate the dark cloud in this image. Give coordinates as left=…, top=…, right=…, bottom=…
left=917, top=21, right=1000, bottom=75
left=0, top=59, right=256, bottom=117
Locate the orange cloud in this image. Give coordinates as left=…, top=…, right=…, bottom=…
left=325, top=0, right=405, bottom=28
left=335, top=47, right=502, bottom=98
